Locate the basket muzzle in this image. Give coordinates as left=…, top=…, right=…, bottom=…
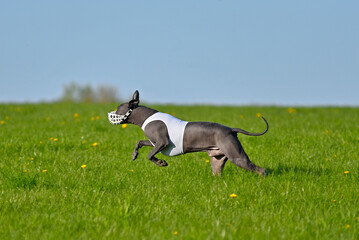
left=108, top=109, right=132, bottom=125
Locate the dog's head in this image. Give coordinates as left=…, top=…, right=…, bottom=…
left=108, top=90, right=139, bottom=125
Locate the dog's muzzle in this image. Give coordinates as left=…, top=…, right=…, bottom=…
left=108, top=109, right=132, bottom=125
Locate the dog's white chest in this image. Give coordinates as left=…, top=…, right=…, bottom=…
left=141, top=112, right=188, bottom=156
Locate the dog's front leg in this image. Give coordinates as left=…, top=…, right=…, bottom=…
left=132, top=140, right=153, bottom=160
left=147, top=139, right=169, bottom=167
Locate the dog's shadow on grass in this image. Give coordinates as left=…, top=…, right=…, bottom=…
left=265, top=164, right=330, bottom=177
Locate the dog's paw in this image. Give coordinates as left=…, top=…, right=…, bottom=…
left=132, top=151, right=138, bottom=160
left=256, top=168, right=266, bottom=177
left=156, top=159, right=168, bottom=167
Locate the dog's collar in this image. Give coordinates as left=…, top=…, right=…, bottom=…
left=108, top=109, right=133, bottom=125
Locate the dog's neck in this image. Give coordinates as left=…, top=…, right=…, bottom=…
left=127, top=105, right=158, bottom=127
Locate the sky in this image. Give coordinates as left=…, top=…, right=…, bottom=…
left=0, top=1, right=358, bottom=106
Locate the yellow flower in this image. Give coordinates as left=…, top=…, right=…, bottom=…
left=333, top=155, right=337, bottom=158
left=50, top=137, right=53, bottom=140
left=344, top=171, right=349, bottom=174
left=91, top=142, right=98, bottom=147
left=23, top=170, right=28, bottom=173
left=345, top=224, right=350, bottom=229
left=68, top=161, right=72, bottom=164
left=205, top=160, right=210, bottom=163
left=122, top=124, right=128, bottom=129
left=53, top=138, right=58, bottom=142
left=42, top=170, right=48, bottom=172
left=230, top=193, right=237, bottom=198
left=91, top=117, right=96, bottom=121
left=130, top=169, right=134, bottom=172
left=1, top=120, right=5, bottom=125
left=39, top=141, right=43, bottom=144
left=332, top=200, right=336, bottom=203
left=288, top=108, right=297, bottom=114
left=174, top=231, right=178, bottom=235
left=81, top=165, right=87, bottom=168
left=74, top=113, right=79, bottom=118
left=256, top=113, right=262, bottom=118
left=325, top=130, right=329, bottom=134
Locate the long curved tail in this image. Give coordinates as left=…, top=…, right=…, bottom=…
left=232, top=117, right=269, bottom=136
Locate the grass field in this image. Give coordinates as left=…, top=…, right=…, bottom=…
left=0, top=103, right=358, bottom=239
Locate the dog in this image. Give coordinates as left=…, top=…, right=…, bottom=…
left=108, top=90, right=269, bottom=176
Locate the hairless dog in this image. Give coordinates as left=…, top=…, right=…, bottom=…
left=108, top=91, right=269, bottom=176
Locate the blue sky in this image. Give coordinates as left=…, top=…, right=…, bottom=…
left=0, top=1, right=358, bottom=105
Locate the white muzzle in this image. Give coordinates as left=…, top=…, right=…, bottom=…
left=108, top=110, right=132, bottom=125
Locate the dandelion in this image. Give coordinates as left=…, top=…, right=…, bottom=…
left=74, top=113, right=79, bottom=118
left=122, top=124, right=128, bottom=129
left=206, top=160, right=210, bottom=163
left=325, top=130, right=329, bottom=134
left=333, top=155, right=337, bottom=158
left=68, top=161, right=72, bottom=164
left=288, top=108, right=297, bottom=114
left=344, top=171, right=349, bottom=174
left=325, top=158, right=329, bottom=161
left=39, top=141, right=43, bottom=144
left=256, top=113, right=262, bottom=118
left=91, top=142, right=98, bottom=147
left=345, top=224, right=350, bottom=229
left=53, top=138, right=58, bottom=142
left=91, top=117, right=96, bottom=121
left=23, top=170, right=28, bottom=173
left=230, top=193, right=237, bottom=198
left=174, top=231, right=178, bottom=235
left=81, top=165, right=87, bottom=168
left=332, top=200, right=336, bottom=203
left=42, top=170, right=48, bottom=172
left=130, top=169, right=134, bottom=172
left=0, top=120, right=5, bottom=125
left=50, top=137, right=53, bottom=140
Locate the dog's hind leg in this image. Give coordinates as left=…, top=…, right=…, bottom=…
left=210, top=155, right=228, bottom=176
left=132, top=140, right=153, bottom=160
left=217, top=135, right=266, bottom=177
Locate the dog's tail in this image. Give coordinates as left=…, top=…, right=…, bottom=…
left=232, top=117, right=269, bottom=136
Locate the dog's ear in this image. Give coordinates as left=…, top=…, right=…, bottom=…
left=129, top=90, right=140, bottom=109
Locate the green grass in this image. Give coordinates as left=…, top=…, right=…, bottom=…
left=0, top=103, right=358, bottom=239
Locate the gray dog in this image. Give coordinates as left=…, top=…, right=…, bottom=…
left=108, top=91, right=269, bottom=176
